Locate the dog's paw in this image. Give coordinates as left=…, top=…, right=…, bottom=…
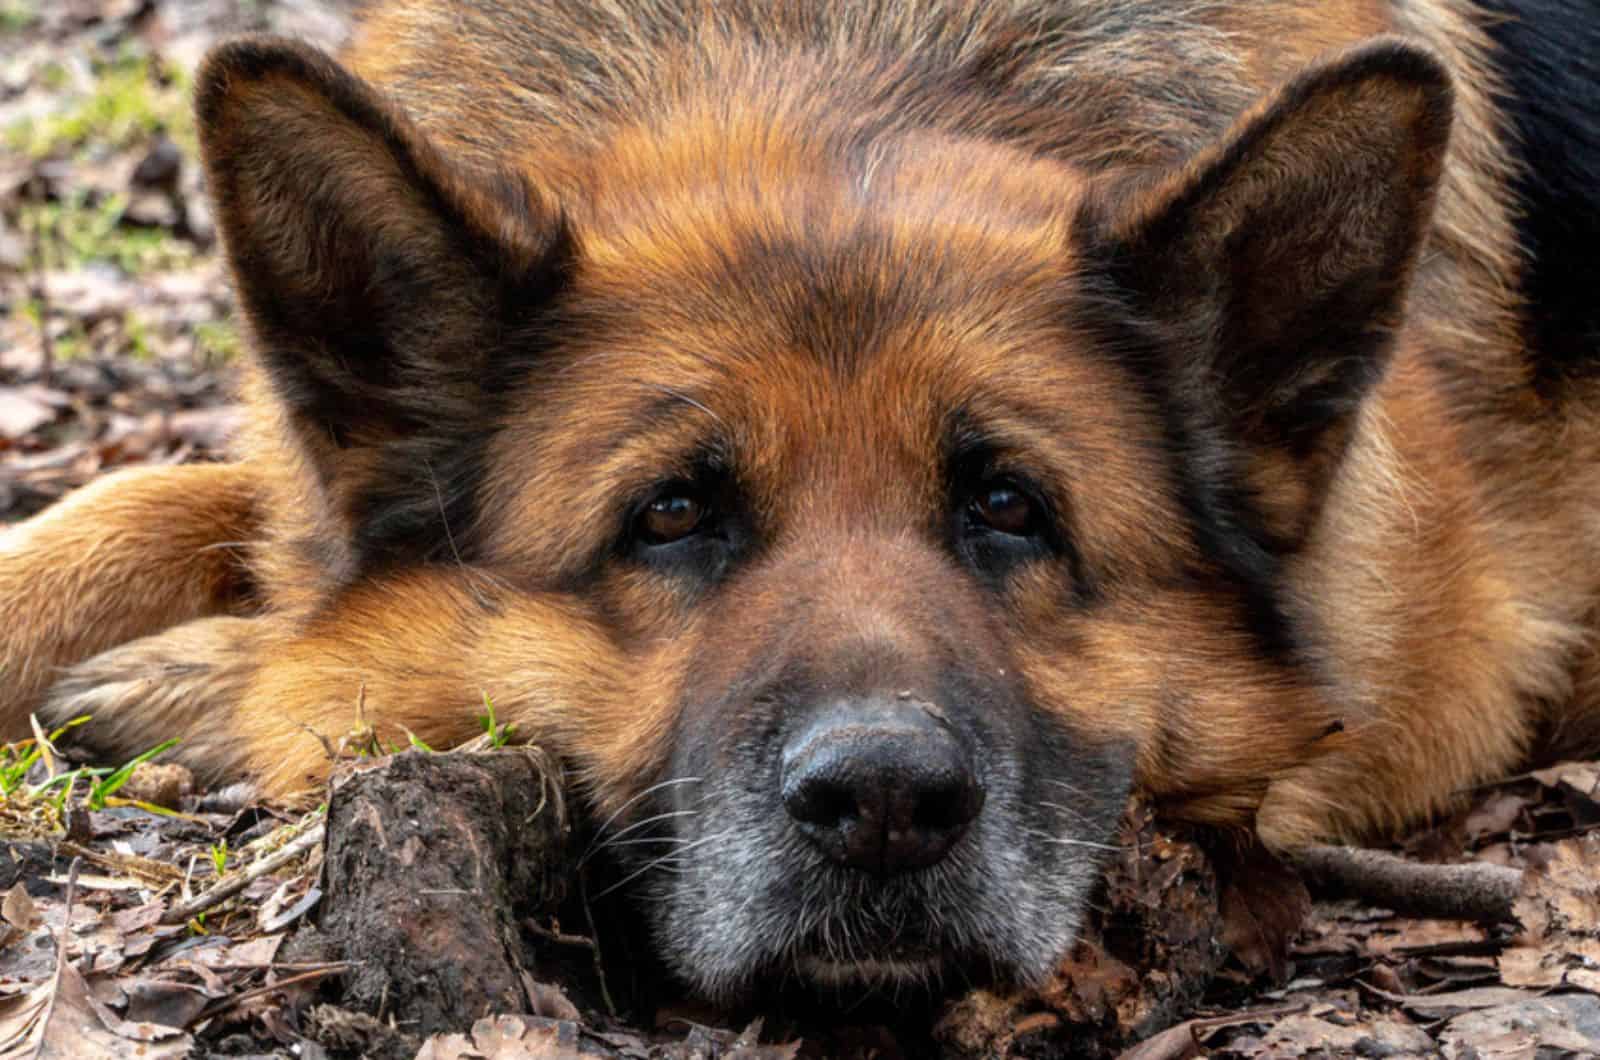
left=40, top=616, right=265, bottom=785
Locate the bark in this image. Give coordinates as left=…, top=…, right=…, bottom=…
left=314, top=747, right=572, bottom=1038
left=1289, top=844, right=1521, bottom=922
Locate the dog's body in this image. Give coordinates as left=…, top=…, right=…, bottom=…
left=4, top=0, right=1599, bottom=998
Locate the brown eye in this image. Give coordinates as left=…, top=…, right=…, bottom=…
left=640, top=493, right=705, bottom=544
left=972, top=484, right=1035, bottom=536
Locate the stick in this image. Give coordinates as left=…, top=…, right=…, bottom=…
left=191, top=964, right=351, bottom=1024
left=161, top=823, right=325, bottom=925
left=1288, top=844, right=1521, bottom=922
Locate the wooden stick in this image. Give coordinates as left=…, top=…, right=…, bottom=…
left=1289, top=844, right=1521, bottom=922
left=191, top=964, right=351, bottom=1024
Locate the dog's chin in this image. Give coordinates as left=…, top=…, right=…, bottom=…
left=680, top=918, right=1047, bottom=1004
left=795, top=952, right=945, bottom=991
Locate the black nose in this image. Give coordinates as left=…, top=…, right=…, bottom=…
left=780, top=698, right=984, bottom=874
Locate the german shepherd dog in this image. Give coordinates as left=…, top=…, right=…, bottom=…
left=3, top=0, right=1599, bottom=1000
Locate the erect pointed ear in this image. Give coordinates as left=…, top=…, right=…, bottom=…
left=1081, top=39, right=1452, bottom=544
left=196, top=38, right=569, bottom=563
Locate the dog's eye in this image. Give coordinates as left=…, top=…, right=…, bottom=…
left=971, top=484, right=1036, bottom=537
left=639, top=493, right=706, bottom=544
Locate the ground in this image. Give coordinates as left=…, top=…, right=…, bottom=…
left=2, top=2, right=1600, bottom=1057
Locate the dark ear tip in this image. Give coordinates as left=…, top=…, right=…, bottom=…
left=1339, top=36, right=1453, bottom=88
left=1304, top=35, right=1455, bottom=126
left=194, top=36, right=343, bottom=130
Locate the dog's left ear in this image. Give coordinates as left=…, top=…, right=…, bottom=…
left=1083, top=39, right=1452, bottom=543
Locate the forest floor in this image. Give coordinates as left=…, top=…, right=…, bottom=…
left=2, top=2, right=1599, bottom=1057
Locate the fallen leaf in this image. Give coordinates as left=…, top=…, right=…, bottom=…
left=1218, top=840, right=1310, bottom=981
left=521, top=972, right=580, bottom=1022
left=1462, top=790, right=1531, bottom=843
left=1437, top=993, right=1600, bottom=1058
left=1397, top=985, right=1543, bottom=1018
left=115, top=763, right=194, bottom=809
left=1500, top=835, right=1600, bottom=993
left=0, top=958, right=190, bottom=1059
left=1248, top=1011, right=1435, bottom=1058
left=166, top=405, right=242, bottom=449
left=257, top=884, right=320, bottom=934
left=1, top=886, right=40, bottom=934
left=123, top=978, right=215, bottom=1030
left=415, top=1014, right=592, bottom=1059
left=0, top=390, right=55, bottom=439
left=1117, top=1020, right=1203, bottom=1060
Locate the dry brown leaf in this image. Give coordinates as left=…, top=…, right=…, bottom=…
left=166, top=405, right=243, bottom=449
left=1436, top=993, right=1600, bottom=1058
left=1218, top=841, right=1310, bottom=981
left=414, top=1014, right=594, bottom=1059
left=1500, top=936, right=1600, bottom=990
left=1461, top=790, right=1530, bottom=842
left=1117, top=1019, right=1204, bottom=1060
left=0, top=886, right=40, bottom=935
left=1392, top=985, right=1543, bottom=1018
left=1499, top=834, right=1600, bottom=993
left=521, top=973, right=581, bottom=1022
left=114, top=763, right=194, bottom=809
left=0, top=958, right=191, bottom=1059
left=0, top=390, right=56, bottom=439
left=1531, top=762, right=1600, bottom=824
left=1244, top=1011, right=1435, bottom=1058
left=122, top=978, right=215, bottom=1031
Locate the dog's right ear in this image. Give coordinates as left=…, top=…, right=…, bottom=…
left=196, top=38, right=568, bottom=518
left=197, top=38, right=570, bottom=563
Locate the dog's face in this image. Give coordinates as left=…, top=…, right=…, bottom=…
left=197, top=37, right=1451, bottom=998
left=480, top=144, right=1151, bottom=994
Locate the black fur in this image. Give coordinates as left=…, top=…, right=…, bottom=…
left=1480, top=0, right=1600, bottom=390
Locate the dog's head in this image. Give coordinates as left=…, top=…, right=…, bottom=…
left=196, top=35, right=1450, bottom=998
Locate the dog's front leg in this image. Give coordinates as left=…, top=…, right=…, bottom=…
left=39, top=567, right=633, bottom=799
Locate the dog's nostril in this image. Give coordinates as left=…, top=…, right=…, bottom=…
left=787, top=776, right=858, bottom=831
left=913, top=785, right=969, bottom=832
left=781, top=700, right=984, bottom=874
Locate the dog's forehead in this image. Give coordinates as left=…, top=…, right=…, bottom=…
left=545, top=131, right=1102, bottom=410
left=564, top=122, right=1088, bottom=332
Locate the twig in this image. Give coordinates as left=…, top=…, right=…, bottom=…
left=161, top=822, right=325, bottom=925
left=187, top=960, right=351, bottom=973
left=1289, top=844, right=1521, bottom=922
left=579, top=879, right=619, bottom=1019
left=26, top=715, right=56, bottom=781
left=1118, top=1001, right=1310, bottom=1060
left=55, top=839, right=186, bottom=886
left=524, top=918, right=600, bottom=951
left=190, top=964, right=351, bottom=1024
left=27, top=857, right=80, bottom=1060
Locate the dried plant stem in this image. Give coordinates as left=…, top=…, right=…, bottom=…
left=161, top=822, right=325, bottom=925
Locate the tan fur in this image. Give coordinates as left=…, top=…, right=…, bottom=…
left=0, top=464, right=256, bottom=722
